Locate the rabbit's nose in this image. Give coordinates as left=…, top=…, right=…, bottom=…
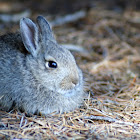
left=60, top=73, right=79, bottom=90
left=71, top=77, right=78, bottom=86
left=71, top=73, right=79, bottom=87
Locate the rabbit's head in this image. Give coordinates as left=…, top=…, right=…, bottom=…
left=20, top=16, right=84, bottom=98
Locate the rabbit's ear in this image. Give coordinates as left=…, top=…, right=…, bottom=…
left=20, top=18, right=39, bottom=57
left=36, top=16, right=56, bottom=42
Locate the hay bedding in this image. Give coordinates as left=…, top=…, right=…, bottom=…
left=0, top=6, right=140, bottom=140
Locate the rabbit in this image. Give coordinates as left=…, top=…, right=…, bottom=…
left=0, top=16, right=84, bottom=115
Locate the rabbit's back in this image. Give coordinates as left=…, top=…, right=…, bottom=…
left=0, top=33, right=24, bottom=80
left=0, top=33, right=28, bottom=110
left=0, top=33, right=27, bottom=55
left=0, top=33, right=27, bottom=76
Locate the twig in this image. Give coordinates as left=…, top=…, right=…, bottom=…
left=84, top=115, right=140, bottom=127
left=0, top=10, right=31, bottom=23
left=60, top=44, right=87, bottom=53
left=0, top=95, right=4, bottom=100
left=19, top=115, right=24, bottom=128
left=51, top=10, right=86, bottom=26
left=84, top=115, right=116, bottom=122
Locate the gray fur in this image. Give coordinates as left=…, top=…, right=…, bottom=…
left=0, top=16, right=84, bottom=115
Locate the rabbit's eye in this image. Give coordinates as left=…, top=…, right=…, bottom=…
left=47, top=61, right=57, bottom=68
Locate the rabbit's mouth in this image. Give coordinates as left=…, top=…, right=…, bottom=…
left=57, top=86, right=79, bottom=97
left=60, top=82, right=78, bottom=91
left=59, top=77, right=79, bottom=91
left=58, top=79, right=82, bottom=97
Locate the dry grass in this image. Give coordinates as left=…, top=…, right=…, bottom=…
left=0, top=6, right=140, bottom=140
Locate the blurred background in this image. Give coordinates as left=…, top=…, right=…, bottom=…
left=0, top=0, right=139, bottom=15
left=0, top=0, right=140, bottom=33
left=0, top=1, right=140, bottom=139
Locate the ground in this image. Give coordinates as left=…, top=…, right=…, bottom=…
left=0, top=0, right=140, bottom=139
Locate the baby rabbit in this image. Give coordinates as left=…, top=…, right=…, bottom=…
left=0, top=16, right=84, bottom=115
